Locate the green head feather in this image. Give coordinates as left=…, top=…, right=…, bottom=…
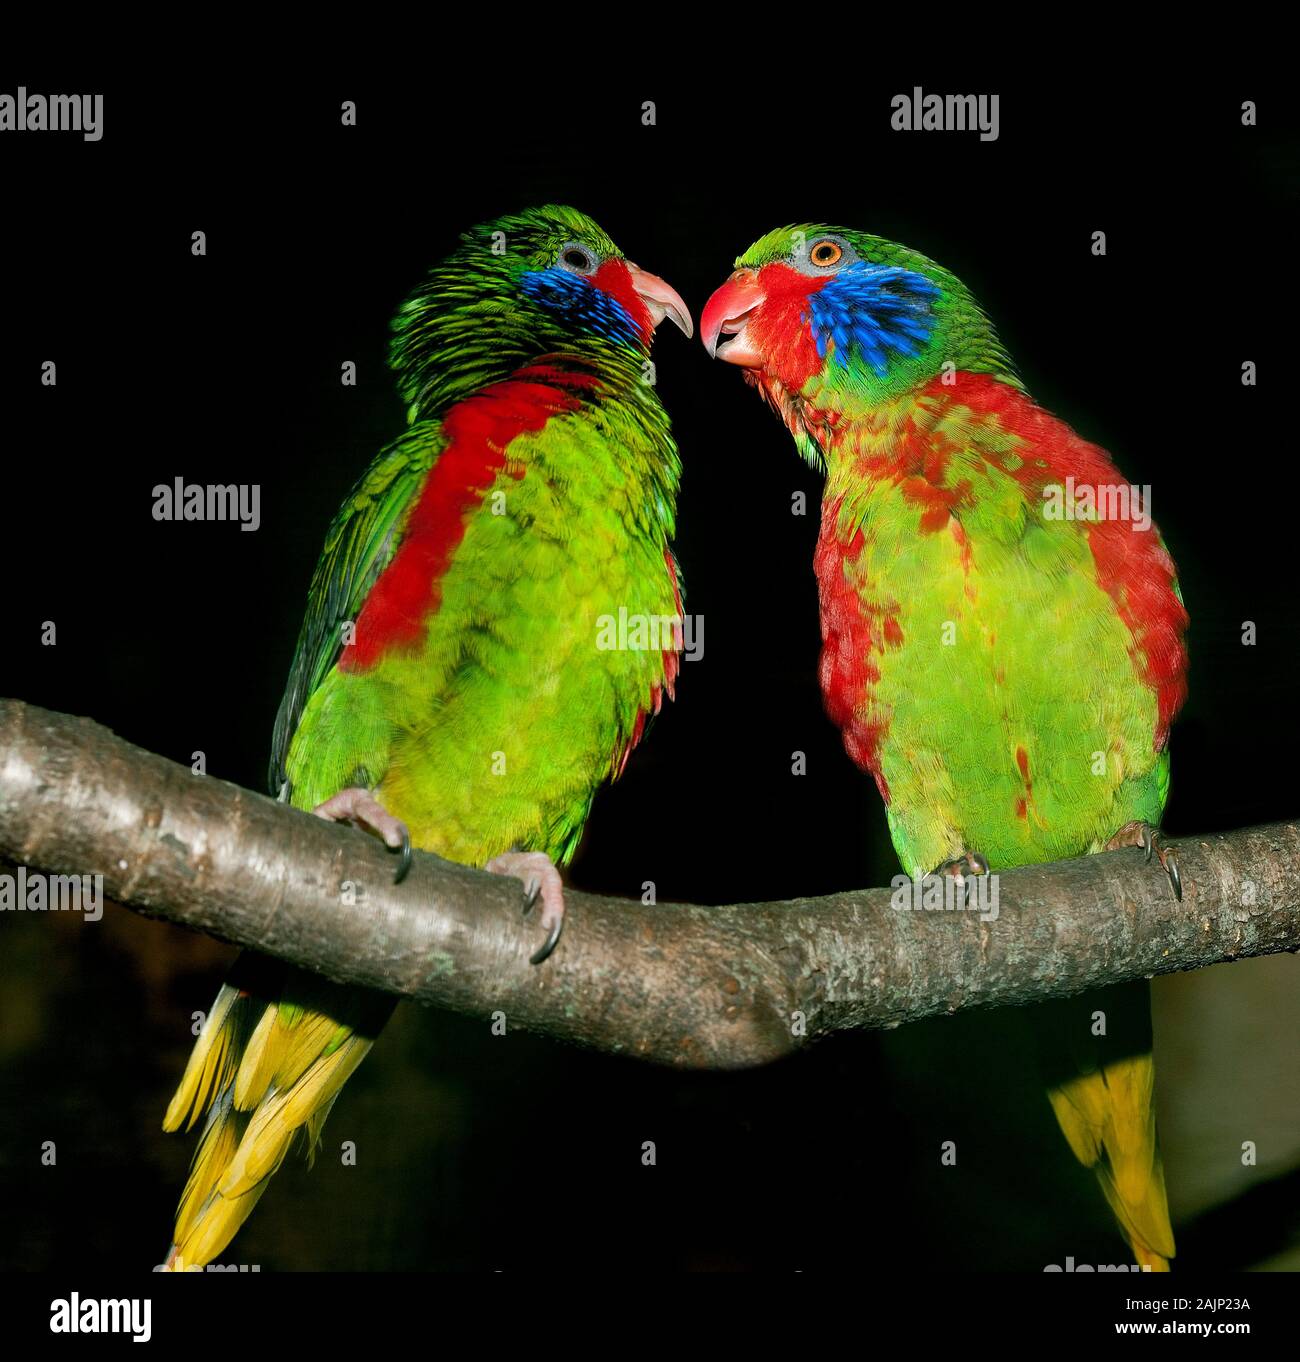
left=390, top=204, right=651, bottom=421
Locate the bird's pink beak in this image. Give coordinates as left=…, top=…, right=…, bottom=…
left=701, top=270, right=766, bottom=366
left=626, top=263, right=693, bottom=338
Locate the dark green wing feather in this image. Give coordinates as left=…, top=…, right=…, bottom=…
left=268, top=422, right=444, bottom=794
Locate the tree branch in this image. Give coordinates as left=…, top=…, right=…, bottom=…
left=1, top=698, right=1295, bottom=1068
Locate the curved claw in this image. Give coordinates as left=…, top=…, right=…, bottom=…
left=485, top=850, right=566, bottom=964
left=1105, top=821, right=1182, bottom=901
left=529, top=914, right=563, bottom=966
left=391, top=830, right=412, bottom=885
left=1140, top=826, right=1155, bottom=863
left=1160, top=845, right=1182, bottom=901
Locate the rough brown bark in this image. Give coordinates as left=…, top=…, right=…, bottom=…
left=0, top=698, right=1295, bottom=1068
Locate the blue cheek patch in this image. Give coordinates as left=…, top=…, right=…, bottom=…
left=519, top=268, right=643, bottom=347
left=806, top=263, right=941, bottom=377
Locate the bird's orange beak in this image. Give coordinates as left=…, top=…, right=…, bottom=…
left=701, top=269, right=766, bottom=366
left=626, top=263, right=693, bottom=337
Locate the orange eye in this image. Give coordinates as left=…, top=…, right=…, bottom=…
left=810, top=240, right=842, bottom=267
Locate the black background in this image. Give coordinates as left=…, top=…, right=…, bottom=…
left=1, top=74, right=1296, bottom=1273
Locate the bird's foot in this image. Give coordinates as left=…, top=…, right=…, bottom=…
left=311, top=787, right=412, bottom=884
left=486, top=850, right=565, bottom=965
left=933, top=850, right=991, bottom=906
left=1105, top=821, right=1181, bottom=901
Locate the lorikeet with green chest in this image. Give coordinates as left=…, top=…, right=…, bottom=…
left=703, top=227, right=1189, bottom=1269
left=161, top=205, right=692, bottom=1268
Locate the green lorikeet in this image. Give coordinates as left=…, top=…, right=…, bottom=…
left=702, top=227, right=1189, bottom=1270
left=161, top=205, right=692, bottom=1269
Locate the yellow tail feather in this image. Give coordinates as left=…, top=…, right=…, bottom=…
left=221, top=1037, right=373, bottom=1198
left=1047, top=1051, right=1175, bottom=1269
left=163, top=958, right=390, bottom=1269
left=162, top=984, right=246, bottom=1133
left=172, top=1090, right=243, bottom=1247
left=231, top=1004, right=281, bottom=1111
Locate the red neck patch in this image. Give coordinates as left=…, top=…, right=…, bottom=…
left=339, top=374, right=585, bottom=672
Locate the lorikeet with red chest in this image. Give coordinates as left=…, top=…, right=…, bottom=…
left=703, top=227, right=1188, bottom=1269
left=161, top=205, right=692, bottom=1268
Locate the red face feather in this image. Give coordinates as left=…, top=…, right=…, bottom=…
left=590, top=259, right=655, bottom=343
left=701, top=263, right=829, bottom=392
left=586, top=258, right=693, bottom=347
left=741, top=265, right=828, bottom=391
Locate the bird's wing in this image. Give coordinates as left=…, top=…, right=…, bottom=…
left=268, top=421, right=444, bottom=795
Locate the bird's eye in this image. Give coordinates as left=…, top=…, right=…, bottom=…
left=810, top=240, right=843, bottom=267
left=558, top=243, right=597, bottom=274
